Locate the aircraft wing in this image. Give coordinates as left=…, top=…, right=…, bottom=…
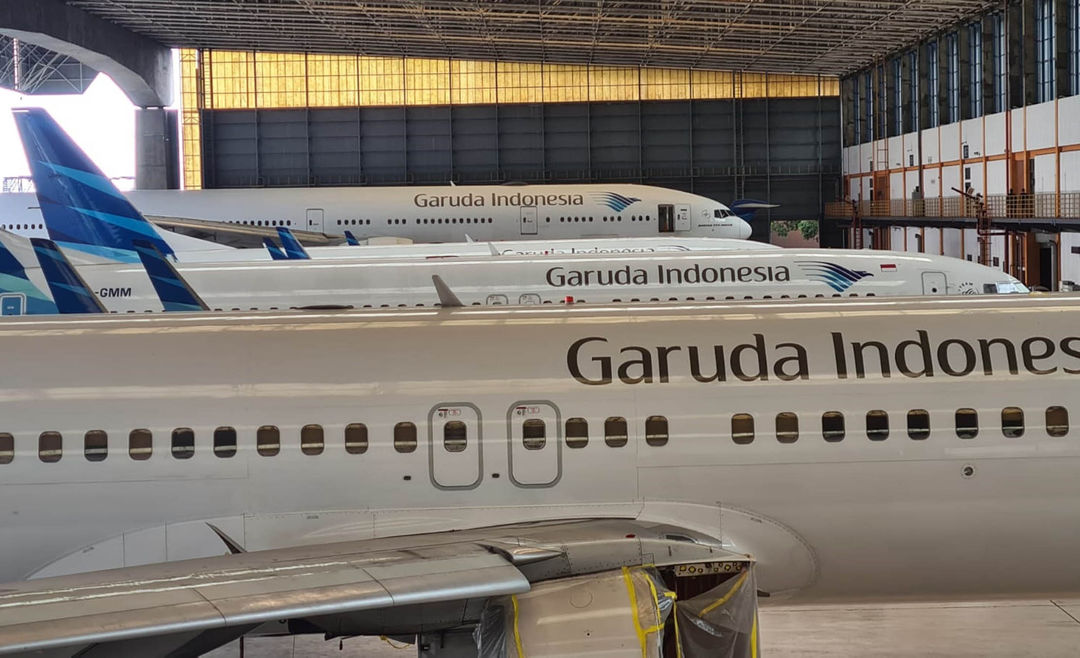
left=148, top=215, right=343, bottom=248
left=0, top=519, right=737, bottom=657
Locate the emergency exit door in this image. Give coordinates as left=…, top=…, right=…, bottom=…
left=922, top=271, right=947, bottom=295
left=674, top=203, right=691, bottom=231
left=520, top=207, right=538, bottom=235
left=306, top=208, right=324, bottom=233
left=507, top=401, right=561, bottom=487
left=428, top=403, right=482, bottom=490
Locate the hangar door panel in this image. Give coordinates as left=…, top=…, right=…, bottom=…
left=507, top=401, right=561, bottom=487
left=428, top=403, right=483, bottom=489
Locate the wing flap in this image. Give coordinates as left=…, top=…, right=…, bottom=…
left=0, top=546, right=527, bottom=655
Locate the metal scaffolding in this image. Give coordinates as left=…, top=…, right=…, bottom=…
left=67, top=0, right=1000, bottom=75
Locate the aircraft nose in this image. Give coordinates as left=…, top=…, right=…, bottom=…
left=735, top=219, right=752, bottom=239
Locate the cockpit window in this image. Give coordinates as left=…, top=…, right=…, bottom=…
left=714, top=208, right=734, bottom=218
left=986, top=281, right=1030, bottom=294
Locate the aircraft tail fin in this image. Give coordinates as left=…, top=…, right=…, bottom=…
left=276, top=227, right=310, bottom=260
left=0, top=233, right=58, bottom=314
left=29, top=238, right=106, bottom=314
left=263, top=238, right=288, bottom=261
left=12, top=108, right=175, bottom=264
left=132, top=239, right=209, bottom=312
left=343, top=230, right=360, bottom=246
left=432, top=275, right=463, bottom=308
left=730, top=199, right=780, bottom=222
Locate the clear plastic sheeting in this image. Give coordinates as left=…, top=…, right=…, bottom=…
left=476, top=567, right=674, bottom=658
left=675, top=568, right=760, bottom=658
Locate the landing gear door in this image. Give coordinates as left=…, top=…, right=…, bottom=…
left=520, top=207, right=538, bottom=235
left=507, top=401, right=561, bottom=487
left=675, top=204, right=691, bottom=231
left=305, top=208, right=325, bottom=233
left=922, top=271, right=948, bottom=295
left=428, top=403, right=482, bottom=490
left=0, top=294, right=24, bottom=315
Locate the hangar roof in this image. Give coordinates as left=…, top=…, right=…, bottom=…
left=66, top=0, right=997, bottom=75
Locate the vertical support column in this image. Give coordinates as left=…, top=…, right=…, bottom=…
left=959, top=26, right=972, bottom=120
left=841, top=75, right=856, bottom=147
left=982, top=17, right=997, bottom=114
left=1054, top=0, right=1071, bottom=98
left=917, top=42, right=932, bottom=129
left=900, top=55, right=913, bottom=134
left=935, top=36, right=949, bottom=127
left=135, top=108, right=179, bottom=190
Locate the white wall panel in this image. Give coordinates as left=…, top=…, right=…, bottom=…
left=843, top=145, right=858, bottom=176
left=889, top=171, right=905, bottom=199
left=1032, top=153, right=1056, bottom=193
left=888, top=136, right=904, bottom=168
left=902, top=132, right=919, bottom=168
left=987, top=159, right=1007, bottom=195
left=921, top=128, right=939, bottom=164
left=942, top=165, right=961, bottom=196
left=963, top=229, right=980, bottom=262
left=924, top=166, right=941, bottom=197
left=1061, top=232, right=1080, bottom=285
left=1061, top=151, right=1080, bottom=193
left=1060, top=96, right=1080, bottom=146
left=924, top=226, right=942, bottom=254
left=963, top=162, right=984, bottom=195
left=984, top=112, right=1006, bottom=155
left=1025, top=101, right=1056, bottom=151
left=1010, top=108, right=1025, bottom=151
left=941, top=227, right=963, bottom=258
left=960, top=118, right=983, bottom=159
left=940, top=123, right=960, bottom=162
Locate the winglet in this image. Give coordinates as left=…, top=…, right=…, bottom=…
left=132, top=239, right=209, bottom=312
left=29, top=238, right=106, bottom=314
left=488, top=242, right=500, bottom=256
left=12, top=107, right=175, bottom=263
left=432, top=275, right=463, bottom=308
left=206, top=523, right=247, bottom=555
left=276, top=227, right=310, bottom=260
left=343, top=230, right=360, bottom=246
left=263, top=238, right=288, bottom=261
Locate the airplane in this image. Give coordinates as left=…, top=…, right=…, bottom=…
left=0, top=232, right=105, bottom=314
left=0, top=294, right=1078, bottom=656
left=0, top=245, right=1028, bottom=315
left=7, top=108, right=753, bottom=255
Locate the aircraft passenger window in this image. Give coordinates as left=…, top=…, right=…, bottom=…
left=645, top=415, right=669, bottom=446
left=604, top=417, right=628, bottom=447
left=214, top=426, right=237, bottom=458
left=1046, top=406, right=1069, bottom=437
left=38, top=431, right=62, bottom=463
left=565, top=418, right=588, bottom=448
left=301, top=424, right=324, bottom=455
left=127, top=429, right=152, bottom=460
left=955, top=408, right=978, bottom=439
left=731, top=413, right=754, bottom=445
left=522, top=419, right=546, bottom=450
left=0, top=432, right=12, bottom=464
left=84, top=430, right=108, bottom=462
left=1002, top=407, right=1024, bottom=438
left=775, top=412, right=799, bottom=443
left=345, top=423, right=368, bottom=454
left=394, top=422, right=417, bottom=453
left=866, top=410, right=889, bottom=441
left=907, top=410, right=930, bottom=440
left=444, top=421, right=468, bottom=453
left=821, top=412, right=845, bottom=442
left=257, top=425, right=280, bottom=456
left=172, top=428, right=195, bottom=459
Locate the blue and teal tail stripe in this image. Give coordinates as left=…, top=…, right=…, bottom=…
left=132, top=240, right=208, bottom=312
left=796, top=261, right=874, bottom=293
left=30, top=238, right=106, bottom=313
left=13, top=107, right=175, bottom=264
left=344, top=230, right=360, bottom=246
left=263, top=238, right=288, bottom=260
left=276, top=227, right=310, bottom=260
left=0, top=238, right=59, bottom=314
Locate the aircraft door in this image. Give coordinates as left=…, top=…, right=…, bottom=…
left=507, top=401, right=561, bottom=487
left=675, top=204, right=691, bottom=231
left=428, top=403, right=483, bottom=490
left=0, top=294, right=23, bottom=315
left=520, top=206, right=538, bottom=235
left=922, top=271, right=948, bottom=295
left=306, top=208, right=325, bottom=233
left=658, top=204, right=674, bottom=233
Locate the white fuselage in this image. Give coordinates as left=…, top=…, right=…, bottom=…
left=1, top=296, right=1079, bottom=603
left=31, top=249, right=1025, bottom=313
left=0, top=183, right=752, bottom=242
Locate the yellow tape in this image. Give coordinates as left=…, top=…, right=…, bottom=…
left=622, top=567, right=651, bottom=658
left=511, top=595, right=526, bottom=658
left=750, top=609, right=759, bottom=658
left=698, top=569, right=749, bottom=618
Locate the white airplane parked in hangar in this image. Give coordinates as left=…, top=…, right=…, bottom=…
left=2, top=108, right=754, bottom=253
left=0, top=295, right=1078, bottom=656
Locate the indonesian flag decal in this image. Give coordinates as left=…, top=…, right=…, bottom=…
left=880, top=263, right=897, bottom=271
